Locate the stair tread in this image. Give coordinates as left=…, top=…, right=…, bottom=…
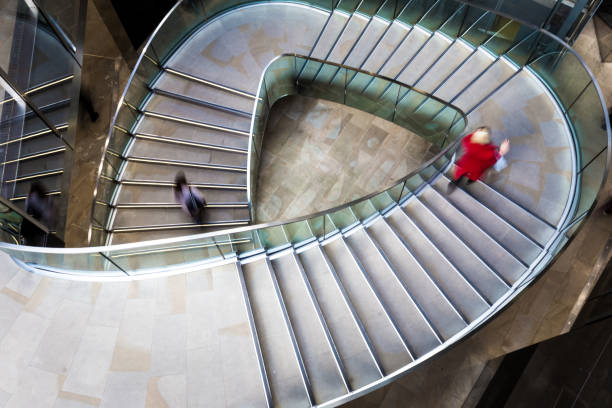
left=271, top=254, right=347, bottom=403
left=367, top=217, right=468, bottom=339
left=319, top=239, right=411, bottom=372
left=345, top=228, right=441, bottom=356
left=386, top=207, right=490, bottom=321
left=242, top=259, right=312, bottom=408
left=155, top=71, right=256, bottom=114
left=143, top=94, right=251, bottom=133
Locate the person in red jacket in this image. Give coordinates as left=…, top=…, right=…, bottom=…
left=448, top=126, right=510, bottom=193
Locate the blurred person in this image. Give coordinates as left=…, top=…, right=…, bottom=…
left=447, top=126, right=510, bottom=194
left=21, top=182, right=53, bottom=246
left=174, top=171, right=206, bottom=223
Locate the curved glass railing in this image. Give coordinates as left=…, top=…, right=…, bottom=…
left=0, top=0, right=606, bottom=276
left=0, top=0, right=608, bottom=403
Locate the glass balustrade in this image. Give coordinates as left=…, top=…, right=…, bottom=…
left=0, top=0, right=601, bottom=285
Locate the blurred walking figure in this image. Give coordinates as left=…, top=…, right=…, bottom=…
left=447, top=126, right=510, bottom=194
left=22, top=182, right=53, bottom=246
left=174, top=172, right=206, bottom=223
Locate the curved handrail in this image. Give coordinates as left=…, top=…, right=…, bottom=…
left=0, top=1, right=609, bottom=406
left=0, top=0, right=606, bottom=271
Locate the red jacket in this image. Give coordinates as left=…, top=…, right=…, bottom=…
left=454, top=133, right=500, bottom=181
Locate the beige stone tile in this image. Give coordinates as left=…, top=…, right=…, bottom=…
left=150, top=315, right=187, bottom=376
left=110, top=299, right=155, bottom=372
left=31, top=299, right=92, bottom=375
left=0, top=312, right=50, bottom=393
left=62, top=325, right=118, bottom=399
left=146, top=375, right=185, bottom=408
left=100, top=372, right=148, bottom=408
left=89, top=282, right=130, bottom=328
left=156, top=275, right=186, bottom=316
left=5, top=269, right=42, bottom=299
left=5, top=366, right=59, bottom=408
left=25, top=278, right=72, bottom=320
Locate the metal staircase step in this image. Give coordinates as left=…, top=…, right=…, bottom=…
left=271, top=252, right=348, bottom=403
left=415, top=188, right=526, bottom=285
left=242, top=259, right=314, bottom=407
left=343, top=17, right=389, bottom=68
left=453, top=58, right=517, bottom=112
left=433, top=47, right=494, bottom=102
left=156, top=69, right=256, bottom=114
left=317, top=238, right=410, bottom=373
left=310, top=11, right=351, bottom=60
left=143, top=94, right=251, bottom=133
left=327, top=13, right=369, bottom=64
left=366, top=216, right=468, bottom=339
left=386, top=207, right=490, bottom=321
left=345, top=227, right=442, bottom=356
left=120, top=161, right=247, bottom=186
left=302, top=243, right=389, bottom=380
left=463, top=180, right=556, bottom=247
left=415, top=40, right=473, bottom=93
left=111, top=206, right=251, bottom=228
left=115, top=183, right=247, bottom=205
left=378, top=26, right=429, bottom=79
left=397, top=32, right=453, bottom=86
left=135, top=115, right=249, bottom=150
left=401, top=196, right=510, bottom=303
left=361, top=21, right=410, bottom=73
left=128, top=137, right=247, bottom=167
left=433, top=175, right=542, bottom=264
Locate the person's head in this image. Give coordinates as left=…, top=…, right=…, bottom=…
left=174, top=171, right=187, bottom=194
left=29, top=182, right=48, bottom=199
left=471, top=126, right=491, bottom=145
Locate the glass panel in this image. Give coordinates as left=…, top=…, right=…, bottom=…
left=308, top=215, right=326, bottom=238
left=529, top=49, right=592, bottom=112
left=228, top=230, right=260, bottom=253
left=370, top=190, right=394, bottom=211
left=1, top=0, right=76, bottom=90
left=257, top=225, right=289, bottom=248
left=566, top=82, right=609, bottom=169
left=499, top=0, right=557, bottom=28
left=396, top=0, right=438, bottom=26
left=149, top=2, right=208, bottom=62
left=328, top=207, right=358, bottom=230
left=461, top=12, right=497, bottom=47
left=573, top=149, right=607, bottom=222
left=439, top=4, right=487, bottom=38
left=351, top=199, right=378, bottom=220
left=418, top=0, right=461, bottom=32
left=404, top=172, right=426, bottom=191
left=106, top=236, right=224, bottom=274
left=284, top=220, right=314, bottom=244
left=505, top=30, right=541, bottom=67
left=124, top=54, right=161, bottom=108
left=264, top=56, right=297, bottom=104
left=357, top=0, right=385, bottom=17
left=346, top=77, right=398, bottom=121
left=1, top=247, right=123, bottom=275
left=337, top=0, right=362, bottom=13
left=484, top=20, right=533, bottom=57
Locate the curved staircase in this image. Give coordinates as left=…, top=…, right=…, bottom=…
left=0, top=0, right=609, bottom=407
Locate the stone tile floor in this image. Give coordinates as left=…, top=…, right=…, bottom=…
left=254, top=95, right=436, bottom=222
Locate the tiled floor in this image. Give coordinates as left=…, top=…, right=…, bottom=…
left=254, top=95, right=435, bottom=222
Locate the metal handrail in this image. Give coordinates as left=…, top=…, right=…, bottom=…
left=28, top=0, right=611, bottom=257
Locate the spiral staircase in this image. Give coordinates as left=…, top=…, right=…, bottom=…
left=0, top=0, right=610, bottom=407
